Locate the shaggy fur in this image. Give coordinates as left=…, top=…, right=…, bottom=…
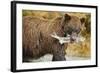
left=22, top=14, right=85, bottom=62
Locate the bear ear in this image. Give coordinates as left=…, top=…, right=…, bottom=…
left=64, top=14, right=71, bottom=21
left=80, top=18, right=85, bottom=24
left=61, top=14, right=71, bottom=25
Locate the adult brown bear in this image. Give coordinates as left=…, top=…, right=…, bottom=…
left=23, top=14, right=85, bottom=62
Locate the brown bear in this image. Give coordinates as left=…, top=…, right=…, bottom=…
left=22, top=14, right=85, bottom=62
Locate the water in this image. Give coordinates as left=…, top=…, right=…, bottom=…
left=28, top=54, right=90, bottom=62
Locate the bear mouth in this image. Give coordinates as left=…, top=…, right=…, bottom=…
left=63, top=31, right=78, bottom=42
left=70, top=32, right=78, bottom=42
left=51, top=32, right=85, bottom=44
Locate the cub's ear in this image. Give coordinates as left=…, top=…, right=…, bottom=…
left=64, top=14, right=71, bottom=21
left=80, top=18, right=86, bottom=24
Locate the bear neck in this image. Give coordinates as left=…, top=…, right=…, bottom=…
left=50, top=19, right=65, bottom=37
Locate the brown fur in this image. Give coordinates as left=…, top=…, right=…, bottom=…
left=22, top=14, right=85, bottom=62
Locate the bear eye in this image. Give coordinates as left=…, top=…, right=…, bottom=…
left=75, top=28, right=80, bottom=34
left=62, top=26, right=64, bottom=29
